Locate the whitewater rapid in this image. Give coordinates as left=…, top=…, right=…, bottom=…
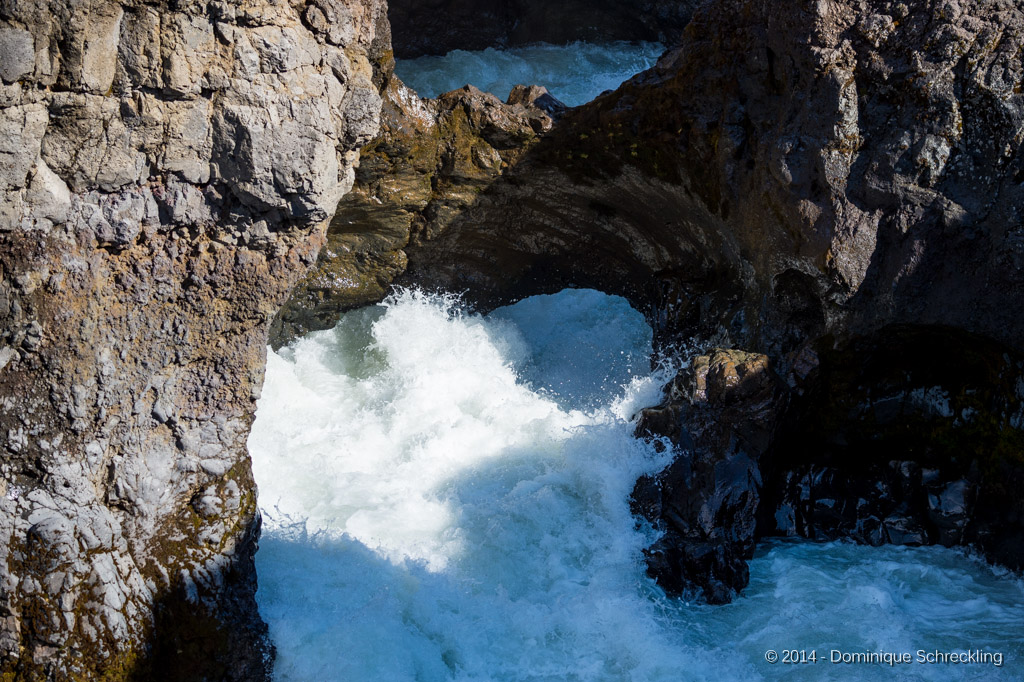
left=394, top=42, right=664, bottom=107
left=250, top=289, right=1024, bottom=681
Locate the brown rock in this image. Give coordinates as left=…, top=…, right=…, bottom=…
left=272, top=75, right=557, bottom=345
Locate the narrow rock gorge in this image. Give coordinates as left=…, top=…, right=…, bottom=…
left=2, top=0, right=1023, bottom=678
left=1, top=0, right=386, bottom=678
left=278, top=0, right=1024, bottom=603
left=399, top=0, right=1024, bottom=600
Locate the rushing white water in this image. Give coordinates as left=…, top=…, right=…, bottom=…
left=394, top=42, right=664, bottom=107
left=250, top=289, right=1024, bottom=681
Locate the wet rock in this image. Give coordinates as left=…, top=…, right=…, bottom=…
left=0, top=0, right=387, bottom=678
left=632, top=349, right=784, bottom=603
left=762, top=326, right=1024, bottom=571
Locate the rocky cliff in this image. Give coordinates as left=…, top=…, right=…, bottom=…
left=403, top=0, right=1024, bottom=356
left=0, top=0, right=386, bottom=678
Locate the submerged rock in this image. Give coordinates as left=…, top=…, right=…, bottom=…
left=0, top=0, right=386, bottom=678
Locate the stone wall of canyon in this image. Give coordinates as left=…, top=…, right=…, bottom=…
left=0, top=0, right=387, bottom=678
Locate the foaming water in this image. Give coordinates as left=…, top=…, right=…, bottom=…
left=250, top=289, right=1024, bottom=681
left=394, top=42, right=664, bottom=107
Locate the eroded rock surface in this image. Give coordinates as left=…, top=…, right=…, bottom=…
left=272, top=76, right=561, bottom=343
left=402, top=0, right=1024, bottom=357
left=0, top=0, right=385, bottom=678
left=382, top=0, right=1024, bottom=600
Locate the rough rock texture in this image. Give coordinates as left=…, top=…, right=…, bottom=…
left=387, top=0, right=700, bottom=58
left=0, top=0, right=386, bottom=678
left=632, top=349, right=784, bottom=603
left=402, top=0, right=1024, bottom=357
left=272, top=76, right=562, bottom=343
left=763, top=326, right=1024, bottom=570
left=378, top=0, right=1024, bottom=600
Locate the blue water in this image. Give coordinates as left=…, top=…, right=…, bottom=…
left=250, top=289, right=1024, bottom=681
left=394, top=42, right=664, bottom=106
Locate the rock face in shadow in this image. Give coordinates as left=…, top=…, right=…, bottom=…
left=763, top=326, right=1024, bottom=572
left=632, top=349, right=784, bottom=603
left=402, top=0, right=1024, bottom=357
left=635, top=328, right=1024, bottom=602
left=387, top=0, right=700, bottom=58
left=0, top=0, right=386, bottom=678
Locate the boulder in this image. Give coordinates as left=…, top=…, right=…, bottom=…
left=632, top=349, right=784, bottom=603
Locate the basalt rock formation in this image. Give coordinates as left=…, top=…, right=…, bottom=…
left=403, top=0, right=1024, bottom=355
left=387, top=0, right=699, bottom=58
left=0, top=0, right=386, bottom=678
left=632, top=349, right=784, bottom=603
left=382, top=0, right=1024, bottom=600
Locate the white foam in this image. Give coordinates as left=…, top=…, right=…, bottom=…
left=394, top=42, right=665, bottom=107
left=251, top=288, right=1024, bottom=681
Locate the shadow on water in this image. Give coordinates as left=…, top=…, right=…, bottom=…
left=255, top=434, right=751, bottom=682
left=256, top=433, right=1024, bottom=682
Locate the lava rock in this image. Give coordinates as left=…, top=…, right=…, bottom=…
left=632, top=349, right=784, bottom=603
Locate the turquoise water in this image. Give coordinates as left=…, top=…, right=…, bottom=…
left=250, top=289, right=1024, bottom=681
left=394, top=42, right=664, bottom=106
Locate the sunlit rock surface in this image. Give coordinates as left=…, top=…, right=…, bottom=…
left=0, top=0, right=386, bottom=678
left=271, top=76, right=561, bottom=344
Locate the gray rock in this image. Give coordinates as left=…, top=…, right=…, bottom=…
left=0, top=28, right=34, bottom=84
left=0, top=0, right=388, bottom=678
left=25, top=161, right=71, bottom=226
